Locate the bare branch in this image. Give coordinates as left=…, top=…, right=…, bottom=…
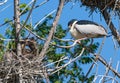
left=51, top=48, right=85, bottom=75
left=0, top=0, right=7, bottom=6
left=54, top=38, right=87, bottom=48
left=20, top=0, right=34, bottom=15
left=0, top=3, right=12, bottom=13
left=33, top=9, right=56, bottom=29
left=34, top=0, right=49, bottom=9
left=20, top=0, right=36, bottom=32
left=101, top=58, right=112, bottom=83
left=101, top=0, right=120, bottom=46
left=112, top=61, right=120, bottom=83
left=102, top=10, right=120, bottom=45
left=92, top=53, right=120, bottom=78
left=0, top=0, right=49, bottom=28
left=85, top=36, right=106, bottom=79
left=21, top=24, right=45, bottom=40
left=54, top=36, right=74, bottom=42
left=93, top=75, right=118, bottom=83
left=37, top=0, right=65, bottom=62
left=44, top=56, right=69, bottom=68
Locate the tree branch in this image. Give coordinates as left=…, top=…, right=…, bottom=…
left=0, top=0, right=49, bottom=28
left=33, top=9, right=56, bottom=29
left=0, top=0, right=8, bottom=6
left=51, top=48, right=85, bottom=75
left=93, top=53, right=120, bottom=78
left=101, top=10, right=120, bottom=45
left=14, top=0, right=22, bottom=56
left=21, top=0, right=36, bottom=29
left=37, top=0, right=65, bottom=62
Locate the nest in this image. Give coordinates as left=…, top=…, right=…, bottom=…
left=81, top=0, right=120, bottom=12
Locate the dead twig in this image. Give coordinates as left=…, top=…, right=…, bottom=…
left=33, top=9, right=56, bottom=29
left=0, top=0, right=8, bottom=6
left=51, top=48, right=85, bottom=75
left=93, top=53, right=120, bottom=78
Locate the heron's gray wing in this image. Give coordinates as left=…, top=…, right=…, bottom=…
left=76, top=20, right=99, bottom=26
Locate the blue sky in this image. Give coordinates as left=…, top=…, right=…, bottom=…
left=0, top=0, right=120, bottom=82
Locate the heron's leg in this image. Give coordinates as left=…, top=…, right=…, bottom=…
left=75, top=39, right=81, bottom=44
left=75, top=38, right=88, bottom=44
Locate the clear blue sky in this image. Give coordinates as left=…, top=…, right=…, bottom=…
left=0, top=0, right=120, bottom=82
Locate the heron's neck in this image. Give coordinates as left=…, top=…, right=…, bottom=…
left=71, top=21, right=78, bottom=29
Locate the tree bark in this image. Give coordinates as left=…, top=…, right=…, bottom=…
left=14, top=0, right=22, bottom=56
left=14, top=0, right=22, bottom=83
left=101, top=10, right=120, bottom=45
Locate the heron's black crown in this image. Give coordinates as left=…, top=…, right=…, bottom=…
left=68, top=19, right=99, bottom=26
left=68, top=19, right=77, bottom=26
left=76, top=20, right=99, bottom=26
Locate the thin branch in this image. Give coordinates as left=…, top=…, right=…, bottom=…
left=0, top=26, right=80, bottom=49
left=85, top=57, right=98, bottom=81
left=21, top=23, right=45, bottom=40
left=101, top=58, right=112, bottom=83
left=115, top=61, right=119, bottom=74
left=51, top=48, right=85, bottom=75
left=101, top=0, right=120, bottom=45
left=54, top=38, right=87, bottom=48
left=103, top=11, right=120, bottom=43
left=98, top=36, right=106, bottom=54
left=54, top=36, right=74, bottom=42
left=20, top=0, right=36, bottom=31
left=93, top=53, right=120, bottom=78
left=112, top=61, right=120, bottom=83
left=112, top=36, right=118, bottom=49
left=0, top=0, right=49, bottom=28
left=0, top=19, right=13, bottom=27
left=20, top=0, right=34, bottom=15
left=44, top=56, right=69, bottom=68
left=0, top=3, right=12, bottom=13
left=93, top=75, right=118, bottom=83
left=0, top=0, right=7, bottom=6
left=42, top=67, right=50, bottom=83
left=33, top=9, right=56, bottom=29
left=34, top=0, right=49, bottom=9
left=85, top=36, right=106, bottom=80
left=0, top=38, right=15, bottom=41
left=37, top=0, right=65, bottom=62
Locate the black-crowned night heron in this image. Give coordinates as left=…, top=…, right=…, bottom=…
left=68, top=19, right=107, bottom=39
